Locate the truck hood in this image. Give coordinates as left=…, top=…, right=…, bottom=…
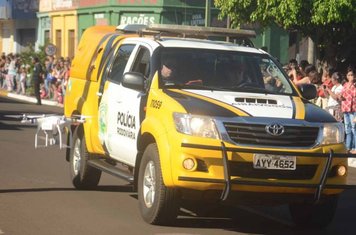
left=164, top=89, right=335, bottom=122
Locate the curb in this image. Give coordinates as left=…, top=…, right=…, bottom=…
left=0, top=89, right=60, bottom=107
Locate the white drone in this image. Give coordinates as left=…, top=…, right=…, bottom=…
left=6, top=114, right=86, bottom=149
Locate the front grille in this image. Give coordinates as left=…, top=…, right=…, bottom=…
left=223, top=123, right=319, bottom=147
left=229, top=161, right=317, bottom=180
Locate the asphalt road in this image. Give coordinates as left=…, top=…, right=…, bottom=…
left=1, top=95, right=356, bottom=235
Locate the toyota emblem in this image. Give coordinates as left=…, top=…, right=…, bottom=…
left=265, top=123, right=284, bottom=136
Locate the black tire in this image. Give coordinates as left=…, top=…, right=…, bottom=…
left=289, top=196, right=338, bottom=228
left=69, top=126, right=101, bottom=190
left=138, top=143, right=180, bottom=225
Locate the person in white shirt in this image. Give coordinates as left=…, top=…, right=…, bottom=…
left=324, top=72, right=343, bottom=121
left=6, top=55, right=17, bottom=91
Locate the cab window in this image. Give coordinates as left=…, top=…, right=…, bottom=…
left=131, top=47, right=150, bottom=78
left=108, top=44, right=135, bottom=84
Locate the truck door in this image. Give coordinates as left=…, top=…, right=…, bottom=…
left=98, top=42, right=152, bottom=166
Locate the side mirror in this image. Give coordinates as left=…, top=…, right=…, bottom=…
left=298, top=84, right=317, bottom=100
left=122, top=72, right=145, bottom=91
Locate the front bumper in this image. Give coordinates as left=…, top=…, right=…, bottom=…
left=177, top=142, right=356, bottom=203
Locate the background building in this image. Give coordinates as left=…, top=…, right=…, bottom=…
left=0, top=0, right=38, bottom=54
left=38, top=0, right=77, bottom=58
left=2, top=0, right=311, bottom=66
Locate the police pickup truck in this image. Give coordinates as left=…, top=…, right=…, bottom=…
left=63, top=24, right=348, bottom=227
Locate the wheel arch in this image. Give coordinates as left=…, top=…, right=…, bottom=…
left=66, top=110, right=83, bottom=162
left=134, top=132, right=156, bottom=191
left=139, top=116, right=175, bottom=188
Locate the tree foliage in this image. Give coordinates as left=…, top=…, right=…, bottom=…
left=215, top=0, right=356, bottom=68
left=19, top=44, right=47, bottom=69
left=18, top=44, right=47, bottom=95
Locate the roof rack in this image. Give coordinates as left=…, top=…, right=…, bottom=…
left=116, top=24, right=148, bottom=33
left=142, top=24, right=256, bottom=39
left=116, top=24, right=256, bottom=39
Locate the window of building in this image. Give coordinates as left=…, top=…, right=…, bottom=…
left=68, top=30, right=75, bottom=59
left=18, top=28, right=36, bottom=52
left=44, top=30, right=50, bottom=44
left=55, top=30, right=62, bottom=58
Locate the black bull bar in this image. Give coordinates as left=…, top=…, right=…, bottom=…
left=180, top=143, right=356, bottom=203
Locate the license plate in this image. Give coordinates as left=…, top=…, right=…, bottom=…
left=253, top=154, right=296, bottom=170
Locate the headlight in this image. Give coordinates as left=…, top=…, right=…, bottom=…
left=321, top=123, right=345, bottom=145
left=173, top=113, right=220, bottom=139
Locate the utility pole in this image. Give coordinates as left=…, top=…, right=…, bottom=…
left=205, top=0, right=211, bottom=27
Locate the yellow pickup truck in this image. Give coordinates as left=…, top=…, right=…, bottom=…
left=64, top=24, right=348, bottom=227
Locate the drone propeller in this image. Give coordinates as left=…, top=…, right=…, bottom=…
left=3, top=113, right=62, bottom=124
left=3, top=114, right=25, bottom=119
left=71, top=114, right=93, bottom=119
left=4, top=113, right=59, bottom=119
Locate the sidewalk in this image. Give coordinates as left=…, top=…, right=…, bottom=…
left=0, top=88, right=61, bottom=107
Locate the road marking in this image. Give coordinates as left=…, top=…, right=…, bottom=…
left=237, top=205, right=294, bottom=227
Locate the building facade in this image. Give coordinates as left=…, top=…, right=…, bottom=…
left=76, top=0, right=222, bottom=39
left=38, top=0, right=78, bottom=58
left=252, top=23, right=290, bottom=64
left=0, top=0, right=38, bottom=54
left=2, top=0, right=300, bottom=65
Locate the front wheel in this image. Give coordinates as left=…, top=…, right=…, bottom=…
left=289, top=196, right=338, bottom=228
left=138, top=143, right=180, bottom=225
left=69, top=126, right=101, bottom=190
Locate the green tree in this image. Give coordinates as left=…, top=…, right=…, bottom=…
left=20, top=44, right=46, bottom=68
left=215, top=0, right=356, bottom=69
left=19, top=44, right=47, bottom=95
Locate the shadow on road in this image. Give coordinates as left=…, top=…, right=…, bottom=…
left=0, top=185, right=134, bottom=194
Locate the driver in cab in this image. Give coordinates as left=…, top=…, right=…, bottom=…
left=160, top=56, right=202, bottom=86
left=160, top=56, right=178, bottom=85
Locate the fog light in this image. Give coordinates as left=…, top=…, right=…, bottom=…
left=183, top=158, right=195, bottom=170
left=336, top=165, right=347, bottom=176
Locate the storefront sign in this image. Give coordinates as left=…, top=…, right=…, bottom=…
left=191, top=13, right=205, bottom=26
left=120, top=13, right=156, bottom=25
left=95, top=13, right=105, bottom=19
left=53, top=0, right=73, bottom=9
left=117, top=0, right=158, bottom=4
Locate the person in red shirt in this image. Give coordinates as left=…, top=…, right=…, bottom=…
left=339, top=66, right=356, bottom=153
left=316, top=67, right=335, bottom=109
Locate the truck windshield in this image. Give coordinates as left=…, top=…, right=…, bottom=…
left=159, top=48, right=294, bottom=95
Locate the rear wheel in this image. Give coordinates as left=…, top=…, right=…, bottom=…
left=138, top=143, right=180, bottom=225
left=289, top=196, right=338, bottom=228
left=69, top=126, right=101, bottom=190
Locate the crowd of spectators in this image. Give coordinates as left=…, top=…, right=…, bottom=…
left=42, top=55, right=71, bottom=104
left=0, top=53, right=30, bottom=95
left=0, top=53, right=71, bottom=105
left=285, top=59, right=356, bottom=153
